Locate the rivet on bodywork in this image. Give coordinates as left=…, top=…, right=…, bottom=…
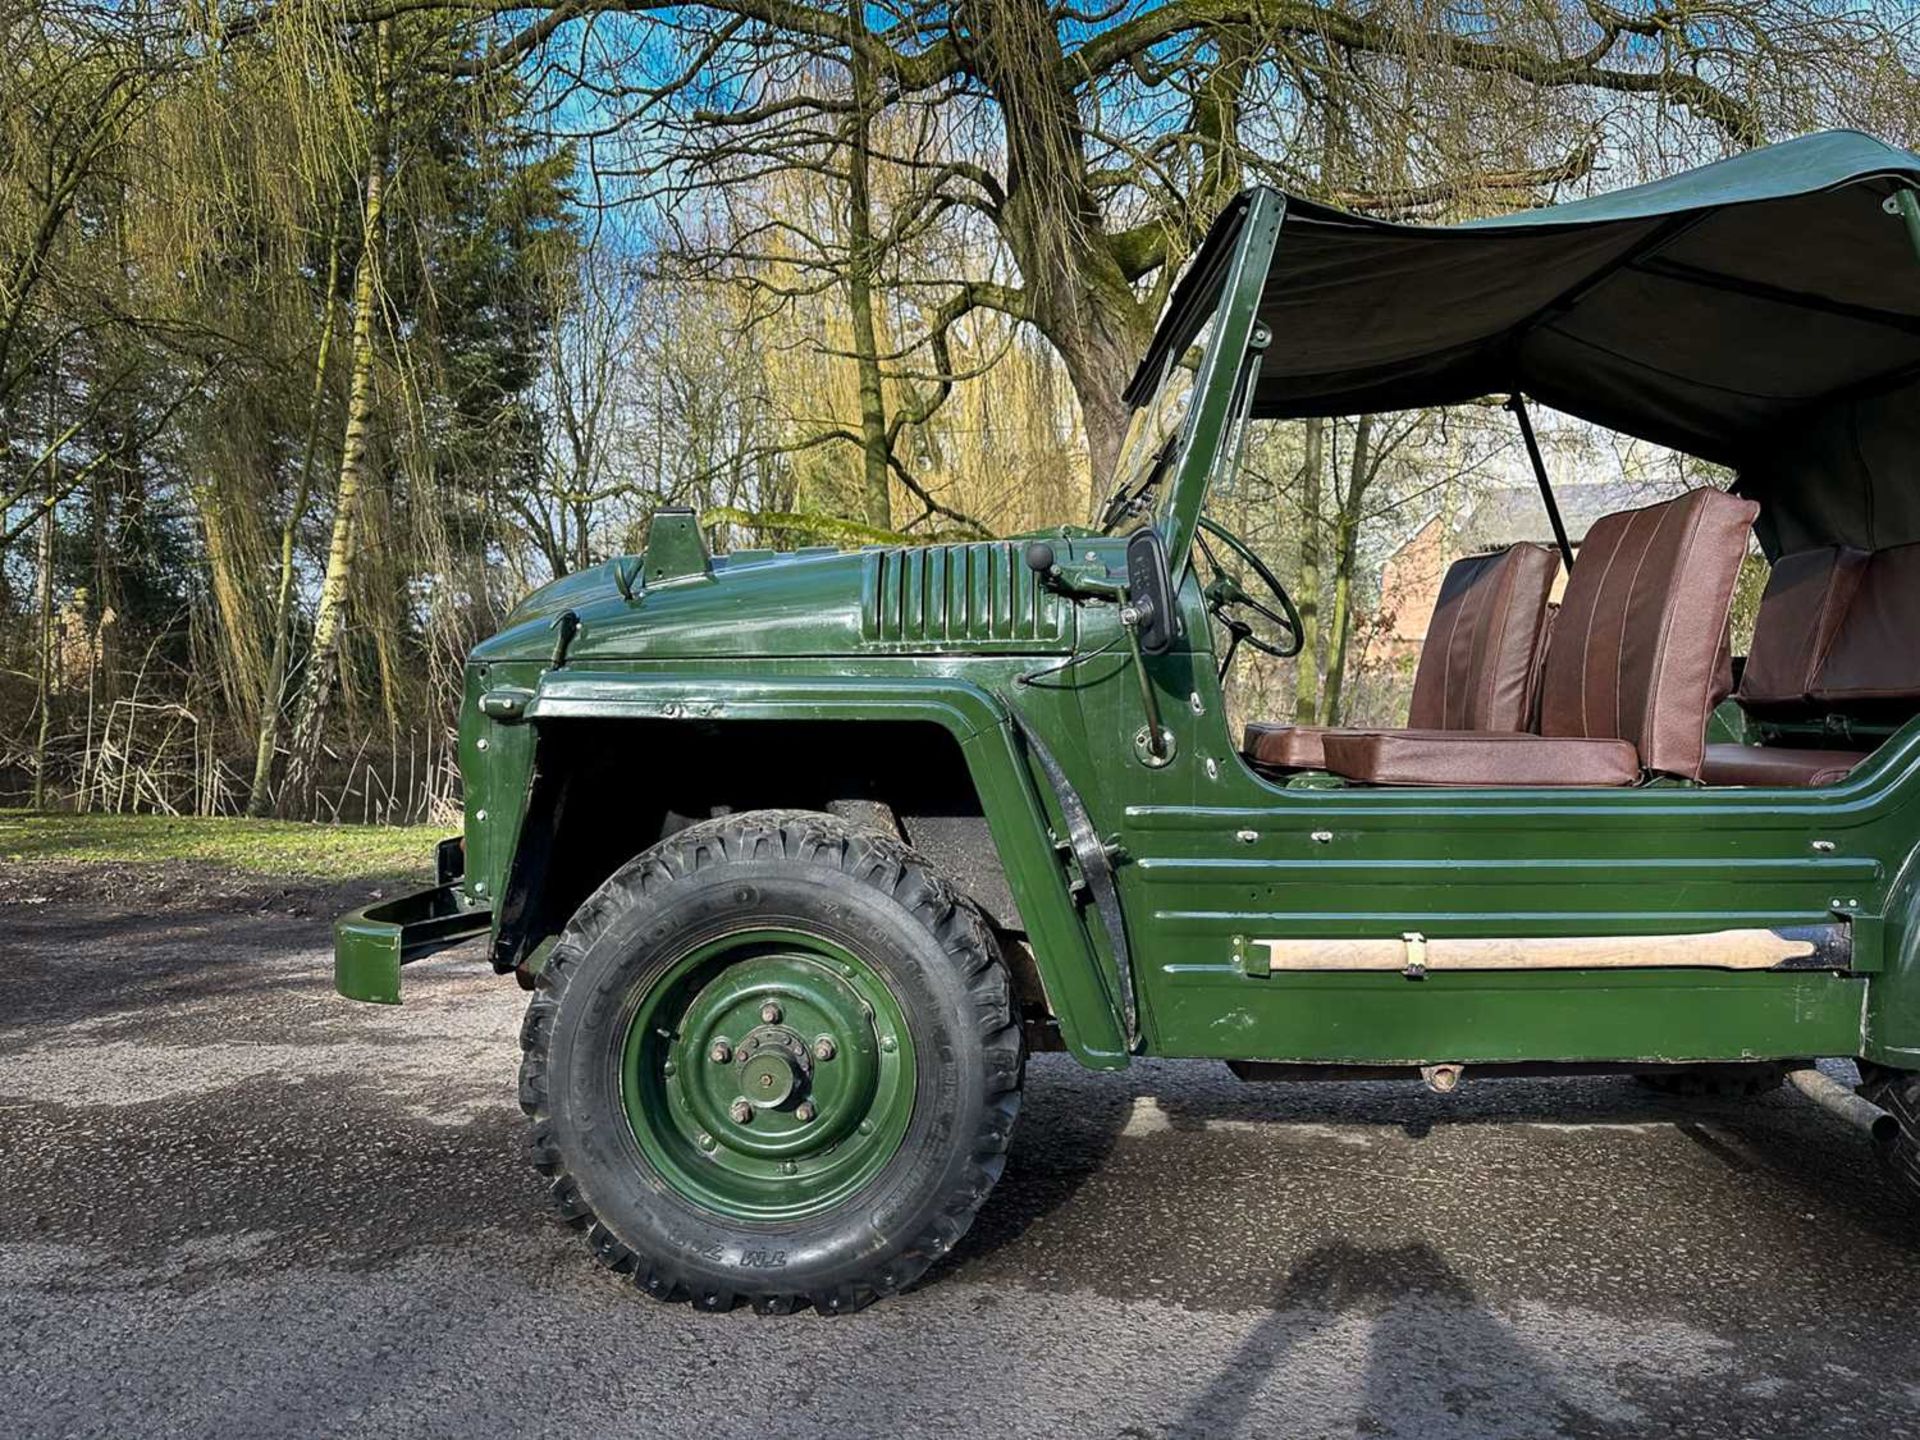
left=1189, top=692, right=1205, bottom=715
left=1236, top=829, right=1259, bottom=844
left=1811, top=839, right=1836, bottom=852
left=1204, top=757, right=1219, bottom=780
left=476, top=737, right=489, bottom=751
left=472, top=880, right=487, bottom=896
left=1311, top=830, right=1333, bottom=844
left=475, top=809, right=487, bottom=822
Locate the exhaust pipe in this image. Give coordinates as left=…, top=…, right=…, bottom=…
left=1786, top=1066, right=1899, bottom=1145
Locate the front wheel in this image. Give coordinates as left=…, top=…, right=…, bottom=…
left=518, top=810, right=1023, bottom=1313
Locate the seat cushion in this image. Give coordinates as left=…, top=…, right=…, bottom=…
left=1406, top=542, right=1560, bottom=731
left=1321, top=730, right=1641, bottom=787
left=1700, top=743, right=1867, bottom=788
left=1738, top=546, right=1869, bottom=718
left=1243, top=723, right=1346, bottom=771
left=1537, top=488, right=1759, bottom=780
left=1242, top=543, right=1559, bottom=775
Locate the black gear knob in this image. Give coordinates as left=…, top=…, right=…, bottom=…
left=1024, top=540, right=1056, bottom=575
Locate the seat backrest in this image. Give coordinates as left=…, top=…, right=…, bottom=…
left=1538, top=488, right=1759, bottom=779
left=1406, top=543, right=1559, bottom=732
left=1809, top=542, right=1920, bottom=714
left=1737, top=545, right=1870, bottom=719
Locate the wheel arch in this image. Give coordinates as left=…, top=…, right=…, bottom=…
left=1866, top=834, right=1920, bottom=1071
left=487, top=672, right=1130, bottom=1068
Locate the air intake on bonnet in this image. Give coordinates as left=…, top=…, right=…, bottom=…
left=861, top=543, right=1067, bottom=648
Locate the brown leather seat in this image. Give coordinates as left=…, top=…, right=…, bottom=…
left=1323, top=488, right=1760, bottom=786
left=1243, top=723, right=1343, bottom=770
left=1696, top=540, right=1919, bottom=787
left=1242, top=543, right=1558, bottom=771
left=1808, top=541, right=1920, bottom=716
left=1321, top=730, right=1640, bottom=787
left=1735, top=545, right=1869, bottom=719
left=1700, top=743, right=1868, bottom=787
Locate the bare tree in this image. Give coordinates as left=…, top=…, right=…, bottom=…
left=409, top=0, right=1916, bottom=505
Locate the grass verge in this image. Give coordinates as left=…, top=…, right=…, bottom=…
left=0, top=811, right=445, bottom=880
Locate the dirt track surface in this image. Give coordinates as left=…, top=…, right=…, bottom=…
left=4, top=860, right=1920, bottom=1439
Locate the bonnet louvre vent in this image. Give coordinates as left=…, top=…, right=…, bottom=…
left=861, top=543, right=1067, bottom=647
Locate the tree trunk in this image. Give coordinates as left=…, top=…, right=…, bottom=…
left=1292, top=416, right=1325, bottom=725
left=248, top=231, right=342, bottom=816
left=284, top=75, right=389, bottom=815
left=30, top=444, right=55, bottom=809
left=844, top=23, right=892, bottom=532
left=1320, top=415, right=1374, bottom=727
left=1061, top=327, right=1148, bottom=512
left=955, top=0, right=1155, bottom=516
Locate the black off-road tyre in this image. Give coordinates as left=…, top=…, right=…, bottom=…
left=1634, top=1062, right=1789, bottom=1098
left=518, top=809, right=1024, bottom=1314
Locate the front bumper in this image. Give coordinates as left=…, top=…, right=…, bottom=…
left=334, top=838, right=493, bottom=1004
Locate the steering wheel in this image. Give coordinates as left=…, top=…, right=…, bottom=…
left=1194, top=516, right=1305, bottom=674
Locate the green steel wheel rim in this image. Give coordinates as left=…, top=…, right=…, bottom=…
left=619, top=927, right=918, bottom=1223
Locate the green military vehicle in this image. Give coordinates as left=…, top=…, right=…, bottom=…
left=338, top=131, right=1920, bottom=1313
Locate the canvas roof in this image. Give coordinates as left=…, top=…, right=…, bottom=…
left=1136, top=132, right=1920, bottom=554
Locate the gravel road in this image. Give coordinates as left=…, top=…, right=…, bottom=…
left=4, top=860, right=1919, bottom=1439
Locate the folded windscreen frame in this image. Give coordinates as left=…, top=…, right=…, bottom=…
left=1131, top=131, right=1920, bottom=559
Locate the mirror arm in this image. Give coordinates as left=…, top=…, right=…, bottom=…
left=1029, top=534, right=1173, bottom=758
left=1025, top=539, right=1126, bottom=600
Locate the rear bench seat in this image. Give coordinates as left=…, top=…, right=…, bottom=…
left=1243, top=543, right=1558, bottom=771
left=1701, top=541, right=1920, bottom=786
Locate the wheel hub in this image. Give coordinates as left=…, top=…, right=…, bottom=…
left=734, top=1026, right=811, bottom=1111
left=619, top=930, right=916, bottom=1222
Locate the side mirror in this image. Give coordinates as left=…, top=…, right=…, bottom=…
left=1124, top=526, right=1181, bottom=656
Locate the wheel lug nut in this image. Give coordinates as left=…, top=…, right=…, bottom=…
left=760, top=1001, right=783, bottom=1024
left=697, top=1132, right=716, bottom=1151
left=880, top=1035, right=897, bottom=1054
left=813, top=1037, right=836, bottom=1062
left=709, top=1041, right=732, bottom=1064
left=795, top=1102, right=816, bottom=1123
left=730, top=1100, right=754, bottom=1124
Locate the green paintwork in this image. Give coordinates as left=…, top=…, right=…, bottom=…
left=336, top=137, right=1920, bottom=1090
left=333, top=880, right=492, bottom=1004
left=1157, top=189, right=1283, bottom=570
left=639, top=507, right=715, bottom=586
left=620, top=928, right=915, bottom=1222
left=861, top=542, right=1067, bottom=647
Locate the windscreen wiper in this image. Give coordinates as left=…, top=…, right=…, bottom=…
left=1096, top=432, right=1180, bottom=532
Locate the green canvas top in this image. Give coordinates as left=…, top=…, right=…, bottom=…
left=1142, top=131, right=1920, bottom=555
